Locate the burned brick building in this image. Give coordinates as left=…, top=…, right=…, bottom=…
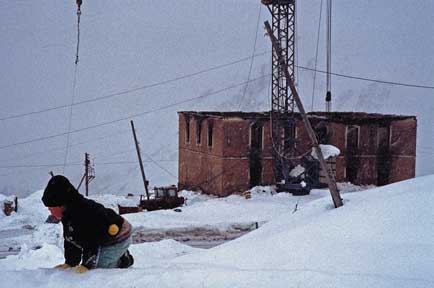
left=178, top=111, right=416, bottom=197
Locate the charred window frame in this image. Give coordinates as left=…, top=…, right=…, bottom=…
left=185, top=117, right=191, bottom=144
left=345, top=125, right=360, bottom=149
left=314, top=122, right=330, bottom=144
left=376, top=126, right=391, bottom=150
left=207, top=121, right=213, bottom=148
left=249, top=122, right=263, bottom=151
left=196, top=119, right=203, bottom=145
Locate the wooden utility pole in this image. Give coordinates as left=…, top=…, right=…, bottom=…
left=264, top=21, right=343, bottom=208
left=130, top=120, right=150, bottom=200
left=85, top=152, right=90, bottom=196
left=77, top=153, right=95, bottom=196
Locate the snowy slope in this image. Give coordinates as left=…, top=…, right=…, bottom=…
left=1, top=0, right=433, bottom=197
left=1, top=176, right=433, bottom=287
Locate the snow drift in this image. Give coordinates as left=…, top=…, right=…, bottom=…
left=0, top=175, right=433, bottom=287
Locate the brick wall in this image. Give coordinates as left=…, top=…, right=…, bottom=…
left=179, top=112, right=417, bottom=196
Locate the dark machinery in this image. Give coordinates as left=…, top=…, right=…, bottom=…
left=118, top=186, right=185, bottom=215
left=139, top=185, right=185, bottom=211
left=261, top=0, right=302, bottom=193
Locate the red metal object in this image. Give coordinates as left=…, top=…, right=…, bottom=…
left=118, top=205, right=143, bottom=215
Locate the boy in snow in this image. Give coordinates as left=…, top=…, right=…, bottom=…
left=41, top=175, right=134, bottom=273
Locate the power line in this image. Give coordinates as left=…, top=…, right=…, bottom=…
left=0, top=74, right=270, bottom=151
left=311, top=0, right=324, bottom=111
left=238, top=4, right=262, bottom=110
left=63, top=61, right=80, bottom=173
left=141, top=152, right=177, bottom=179
left=0, top=163, right=82, bottom=169
left=0, top=159, right=177, bottom=169
left=0, top=128, right=130, bottom=163
left=0, top=51, right=270, bottom=122
left=0, top=126, right=178, bottom=165
left=298, top=65, right=434, bottom=90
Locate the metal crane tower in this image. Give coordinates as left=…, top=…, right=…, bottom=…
left=261, top=0, right=297, bottom=185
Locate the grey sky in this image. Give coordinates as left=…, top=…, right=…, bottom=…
left=1, top=0, right=433, bottom=196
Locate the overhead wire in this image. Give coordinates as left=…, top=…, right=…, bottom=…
left=238, top=3, right=262, bottom=110
left=296, top=65, right=434, bottom=89
left=63, top=1, right=83, bottom=174
left=0, top=51, right=270, bottom=122
left=325, top=0, right=332, bottom=111
left=0, top=159, right=177, bottom=169
left=63, top=63, right=79, bottom=174
left=0, top=128, right=131, bottom=163
left=0, top=74, right=271, bottom=151
left=141, top=153, right=177, bottom=179
left=310, top=0, right=323, bottom=111
left=1, top=54, right=432, bottom=124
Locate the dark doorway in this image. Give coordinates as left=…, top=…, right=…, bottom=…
left=249, top=122, right=263, bottom=188
left=345, top=125, right=360, bottom=183
left=377, top=126, right=391, bottom=185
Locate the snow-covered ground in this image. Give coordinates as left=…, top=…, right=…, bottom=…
left=1, top=176, right=433, bottom=287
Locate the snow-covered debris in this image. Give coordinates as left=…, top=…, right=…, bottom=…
left=179, top=190, right=215, bottom=206
left=1, top=175, right=434, bottom=287
left=249, top=186, right=276, bottom=196
left=311, top=144, right=340, bottom=160
left=337, top=182, right=376, bottom=193
left=0, top=243, right=63, bottom=270
left=289, top=164, right=305, bottom=177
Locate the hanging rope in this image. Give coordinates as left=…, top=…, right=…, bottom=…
left=75, top=0, right=82, bottom=65
left=63, top=0, right=82, bottom=173
left=325, top=0, right=332, bottom=112
left=310, top=0, right=323, bottom=111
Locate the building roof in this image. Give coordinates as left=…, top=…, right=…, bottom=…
left=178, top=111, right=416, bottom=124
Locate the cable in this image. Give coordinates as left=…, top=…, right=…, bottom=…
left=63, top=64, right=79, bottom=174
left=0, top=163, right=82, bottom=169
left=0, top=159, right=176, bottom=169
left=0, top=74, right=271, bottom=151
left=311, top=0, right=323, bottom=111
left=91, top=145, right=178, bottom=179
left=326, top=0, right=332, bottom=92
left=0, top=127, right=130, bottom=163
left=0, top=51, right=270, bottom=122
left=238, top=4, right=262, bottom=110
left=297, top=65, right=434, bottom=89
left=141, top=153, right=177, bottom=179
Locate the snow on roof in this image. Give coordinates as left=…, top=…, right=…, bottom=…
left=178, top=111, right=416, bottom=123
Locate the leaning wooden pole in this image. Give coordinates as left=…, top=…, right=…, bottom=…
left=264, top=21, right=343, bottom=208
left=131, top=120, right=150, bottom=200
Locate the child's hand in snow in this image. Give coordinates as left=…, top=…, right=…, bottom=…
left=74, top=265, right=89, bottom=273
left=54, top=263, right=71, bottom=269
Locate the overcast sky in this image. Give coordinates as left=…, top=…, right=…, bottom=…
left=1, top=0, right=433, bottom=196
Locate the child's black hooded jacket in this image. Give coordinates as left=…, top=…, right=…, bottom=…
left=42, top=175, right=125, bottom=268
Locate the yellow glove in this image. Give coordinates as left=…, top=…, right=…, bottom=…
left=75, top=265, right=89, bottom=273
left=108, top=224, right=119, bottom=236
left=54, top=263, right=71, bottom=269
